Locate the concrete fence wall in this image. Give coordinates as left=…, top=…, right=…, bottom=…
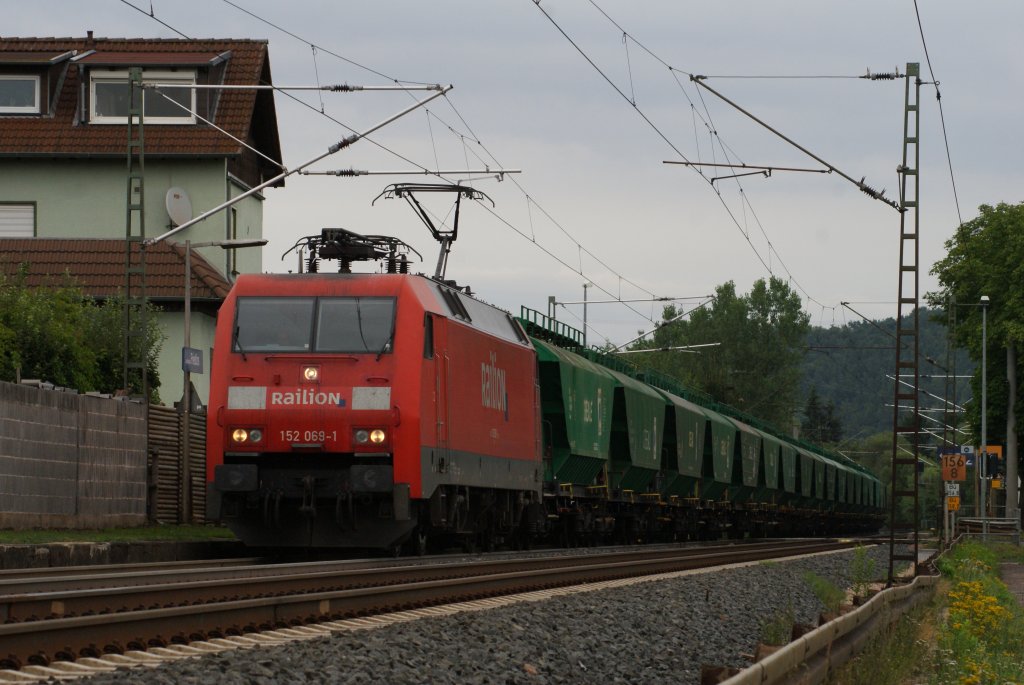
left=0, top=381, right=147, bottom=528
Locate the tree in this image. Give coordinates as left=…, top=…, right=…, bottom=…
left=633, top=276, right=810, bottom=428
left=822, top=399, right=843, bottom=444
left=929, top=201, right=1024, bottom=518
left=803, top=386, right=825, bottom=441
left=0, top=270, right=163, bottom=398
left=801, top=387, right=843, bottom=444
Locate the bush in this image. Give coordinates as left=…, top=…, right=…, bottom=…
left=0, top=269, right=163, bottom=397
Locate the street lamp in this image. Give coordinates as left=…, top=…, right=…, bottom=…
left=180, top=238, right=267, bottom=522
left=980, top=294, right=989, bottom=538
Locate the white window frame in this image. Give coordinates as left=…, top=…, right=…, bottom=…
left=0, top=74, right=41, bottom=114
left=89, top=69, right=196, bottom=124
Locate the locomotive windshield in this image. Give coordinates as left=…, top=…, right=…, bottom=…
left=233, top=296, right=396, bottom=354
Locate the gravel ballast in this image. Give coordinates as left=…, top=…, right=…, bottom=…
left=83, top=546, right=898, bottom=685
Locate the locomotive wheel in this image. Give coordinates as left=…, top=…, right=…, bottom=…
left=415, top=531, right=429, bottom=556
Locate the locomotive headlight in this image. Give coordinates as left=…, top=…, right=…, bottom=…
left=302, top=365, right=320, bottom=382
left=231, top=428, right=263, bottom=444
left=353, top=428, right=386, bottom=446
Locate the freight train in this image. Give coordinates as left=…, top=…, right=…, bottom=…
left=206, top=220, right=885, bottom=553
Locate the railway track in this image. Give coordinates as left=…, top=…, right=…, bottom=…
left=0, top=538, right=862, bottom=672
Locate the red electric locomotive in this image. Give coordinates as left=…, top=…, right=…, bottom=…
left=206, top=226, right=543, bottom=552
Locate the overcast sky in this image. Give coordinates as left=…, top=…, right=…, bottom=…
left=9, top=1, right=1024, bottom=345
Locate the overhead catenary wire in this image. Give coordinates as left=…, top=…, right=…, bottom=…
left=123, top=1, right=662, bottom=332
left=578, top=0, right=921, bottom=328
left=145, top=83, right=447, bottom=91
left=612, top=299, right=715, bottom=352
left=533, top=2, right=784, bottom=283
left=212, top=0, right=665, bottom=326
left=688, top=76, right=901, bottom=211
left=147, top=87, right=451, bottom=245
left=912, top=0, right=963, bottom=226
left=144, top=84, right=285, bottom=170
left=541, top=0, right=840, bottom=315
left=444, top=113, right=662, bottom=304
left=118, top=0, right=191, bottom=39
left=299, top=168, right=521, bottom=178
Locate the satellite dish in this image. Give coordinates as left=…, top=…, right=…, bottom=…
left=165, top=187, right=193, bottom=227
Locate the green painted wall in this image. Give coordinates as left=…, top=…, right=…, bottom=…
left=0, top=158, right=255, bottom=243
left=156, top=308, right=218, bottom=409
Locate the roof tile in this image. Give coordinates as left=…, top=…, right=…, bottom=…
left=0, top=238, right=232, bottom=300
left=0, top=37, right=276, bottom=159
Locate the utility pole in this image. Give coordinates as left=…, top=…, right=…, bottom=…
left=981, top=295, right=989, bottom=539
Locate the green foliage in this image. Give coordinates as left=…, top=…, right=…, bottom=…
left=933, top=540, right=1024, bottom=685
left=803, top=386, right=843, bottom=444
left=631, top=276, right=810, bottom=428
left=825, top=602, right=931, bottom=685
left=850, top=545, right=877, bottom=598
left=839, top=431, right=944, bottom=527
left=0, top=270, right=163, bottom=397
left=802, top=570, right=845, bottom=614
left=800, top=307, right=967, bottom=440
left=929, top=201, right=1024, bottom=452
left=759, top=604, right=795, bottom=646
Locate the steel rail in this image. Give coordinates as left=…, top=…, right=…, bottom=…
left=0, top=557, right=261, bottom=586
left=0, top=540, right=858, bottom=668
left=0, top=540, right=843, bottom=618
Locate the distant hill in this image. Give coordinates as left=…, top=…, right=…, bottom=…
left=800, top=308, right=973, bottom=441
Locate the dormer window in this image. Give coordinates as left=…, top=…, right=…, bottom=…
left=89, top=69, right=196, bottom=124
left=0, top=75, right=40, bottom=114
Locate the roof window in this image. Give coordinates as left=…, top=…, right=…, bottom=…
left=89, top=69, right=196, bottom=124
left=0, top=75, right=40, bottom=114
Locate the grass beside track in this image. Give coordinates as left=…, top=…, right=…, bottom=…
left=827, top=540, right=1024, bottom=685
left=0, top=525, right=236, bottom=544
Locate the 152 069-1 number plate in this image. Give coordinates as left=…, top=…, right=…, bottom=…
left=281, top=429, right=337, bottom=443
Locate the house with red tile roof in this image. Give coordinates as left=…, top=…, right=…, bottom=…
left=0, top=35, right=283, bottom=406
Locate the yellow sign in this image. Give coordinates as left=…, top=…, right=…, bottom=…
left=941, top=453, right=966, bottom=481
left=947, top=496, right=960, bottom=511
left=992, top=479, right=1003, bottom=490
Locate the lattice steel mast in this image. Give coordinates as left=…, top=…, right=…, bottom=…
left=888, top=63, right=922, bottom=583
left=124, top=67, right=148, bottom=400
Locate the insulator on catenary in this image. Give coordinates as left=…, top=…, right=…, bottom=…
left=857, top=177, right=886, bottom=200
left=861, top=69, right=900, bottom=80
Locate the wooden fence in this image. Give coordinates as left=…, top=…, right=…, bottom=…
left=147, top=404, right=206, bottom=524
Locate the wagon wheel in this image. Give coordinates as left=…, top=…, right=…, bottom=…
left=480, top=513, right=497, bottom=553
